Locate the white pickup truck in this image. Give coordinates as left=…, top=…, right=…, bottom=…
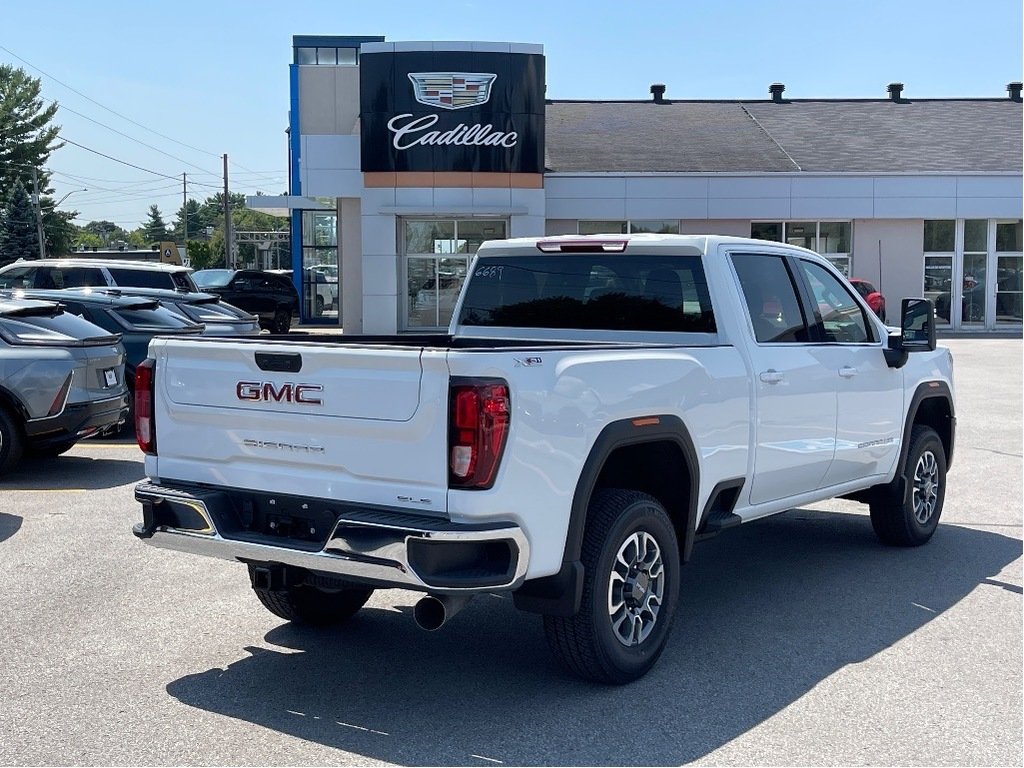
left=132, top=234, right=955, bottom=683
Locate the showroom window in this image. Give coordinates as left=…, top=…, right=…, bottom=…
left=302, top=210, right=339, bottom=321
left=295, top=46, right=358, bottom=65
left=577, top=220, right=680, bottom=235
left=923, top=220, right=954, bottom=326
left=996, top=220, right=1023, bottom=324
left=751, top=221, right=852, bottom=275
left=404, top=219, right=507, bottom=329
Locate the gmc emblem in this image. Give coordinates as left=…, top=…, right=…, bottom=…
left=236, top=381, right=323, bottom=405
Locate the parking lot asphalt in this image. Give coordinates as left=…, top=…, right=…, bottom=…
left=0, top=338, right=1020, bottom=766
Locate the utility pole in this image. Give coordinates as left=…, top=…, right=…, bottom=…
left=222, top=154, right=234, bottom=269
left=182, top=172, right=188, bottom=246
left=31, top=168, right=45, bottom=259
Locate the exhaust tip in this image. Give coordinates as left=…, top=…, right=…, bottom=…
left=413, top=596, right=448, bottom=631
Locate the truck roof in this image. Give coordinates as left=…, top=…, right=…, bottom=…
left=476, top=233, right=823, bottom=259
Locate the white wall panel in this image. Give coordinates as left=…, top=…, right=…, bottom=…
left=955, top=176, right=1022, bottom=197
left=790, top=197, right=874, bottom=218
left=509, top=215, right=545, bottom=238
left=708, top=177, right=792, bottom=198
left=545, top=197, right=627, bottom=219
left=304, top=169, right=363, bottom=197
left=511, top=188, right=546, bottom=216
left=471, top=187, right=512, bottom=209
left=432, top=187, right=474, bottom=209
left=361, top=186, right=396, bottom=210
left=956, top=197, right=1024, bottom=218
left=545, top=177, right=626, bottom=199
left=874, top=197, right=957, bottom=218
left=395, top=187, right=434, bottom=208
left=625, top=197, right=708, bottom=219
left=304, top=136, right=360, bottom=170
left=791, top=177, right=874, bottom=198
left=624, top=177, right=709, bottom=198
left=708, top=197, right=791, bottom=219
left=361, top=291, right=399, bottom=334
left=361, top=252, right=398, bottom=292
left=360, top=214, right=398, bottom=255
left=874, top=176, right=958, bottom=198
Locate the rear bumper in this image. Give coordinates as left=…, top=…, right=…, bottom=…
left=133, top=480, right=530, bottom=594
left=24, top=393, right=129, bottom=447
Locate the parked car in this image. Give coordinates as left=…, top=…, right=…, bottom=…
left=849, top=279, right=886, bottom=322
left=0, top=259, right=199, bottom=293
left=268, top=268, right=338, bottom=317
left=191, top=269, right=299, bottom=332
left=98, top=287, right=260, bottom=337
left=0, top=295, right=128, bottom=471
left=6, top=288, right=204, bottom=433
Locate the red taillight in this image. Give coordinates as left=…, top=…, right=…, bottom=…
left=449, top=379, right=510, bottom=489
left=134, top=358, right=156, bottom=455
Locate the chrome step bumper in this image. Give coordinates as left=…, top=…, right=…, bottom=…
left=133, top=481, right=529, bottom=593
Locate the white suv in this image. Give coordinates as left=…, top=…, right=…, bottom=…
left=0, top=259, right=198, bottom=292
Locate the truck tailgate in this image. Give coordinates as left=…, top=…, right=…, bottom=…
left=148, top=339, right=451, bottom=513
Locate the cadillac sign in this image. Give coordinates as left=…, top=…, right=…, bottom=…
left=360, top=50, right=545, bottom=174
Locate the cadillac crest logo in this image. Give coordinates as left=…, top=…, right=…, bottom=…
left=408, top=72, right=497, bottom=110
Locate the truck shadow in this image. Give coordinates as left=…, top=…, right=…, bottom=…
left=2, top=454, right=144, bottom=490
left=0, top=512, right=22, bottom=544
left=165, top=510, right=1021, bottom=766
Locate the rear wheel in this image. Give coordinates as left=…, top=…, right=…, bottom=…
left=248, top=565, right=373, bottom=626
left=0, top=407, right=24, bottom=476
left=870, top=425, right=946, bottom=546
left=30, top=440, right=77, bottom=459
left=544, top=489, right=680, bottom=684
left=272, top=309, right=291, bottom=333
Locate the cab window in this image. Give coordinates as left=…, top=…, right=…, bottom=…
left=732, top=253, right=810, bottom=343
left=798, top=260, right=875, bottom=343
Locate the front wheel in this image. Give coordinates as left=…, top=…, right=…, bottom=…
left=544, top=489, right=680, bottom=684
left=870, top=425, right=947, bottom=546
left=272, top=309, right=291, bottom=333
left=248, top=565, right=373, bottom=626
left=0, top=407, right=24, bottom=476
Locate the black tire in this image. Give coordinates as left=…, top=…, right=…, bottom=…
left=314, top=295, right=325, bottom=317
left=0, top=407, right=24, bottom=476
left=248, top=565, right=373, bottom=626
left=272, top=308, right=291, bottom=333
left=870, top=425, right=947, bottom=546
left=544, top=489, right=680, bottom=684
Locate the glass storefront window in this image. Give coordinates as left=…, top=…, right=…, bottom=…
left=997, top=220, right=1023, bottom=251
left=996, top=255, right=1023, bottom=323
left=404, top=219, right=508, bottom=329
left=579, top=221, right=628, bottom=235
left=296, top=47, right=316, bottom=65
left=826, top=256, right=851, bottom=277
left=337, top=48, right=358, bottom=65
left=819, top=222, right=851, bottom=253
left=964, top=219, right=988, bottom=252
left=629, top=220, right=680, bottom=234
left=301, top=210, right=339, bottom=321
left=785, top=221, right=816, bottom=250
left=924, top=255, right=953, bottom=323
left=316, top=47, right=337, bottom=65
left=751, top=222, right=783, bottom=242
left=923, top=220, right=955, bottom=252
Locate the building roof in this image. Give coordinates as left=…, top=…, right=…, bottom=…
left=544, top=98, right=1023, bottom=174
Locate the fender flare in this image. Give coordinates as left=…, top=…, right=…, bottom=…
left=899, top=380, right=956, bottom=474
left=513, top=415, right=700, bottom=616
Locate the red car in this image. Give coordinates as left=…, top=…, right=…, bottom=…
left=849, top=278, right=887, bottom=322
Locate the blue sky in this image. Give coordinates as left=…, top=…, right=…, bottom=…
left=2, top=0, right=1021, bottom=229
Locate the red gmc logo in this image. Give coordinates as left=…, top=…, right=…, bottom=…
left=236, top=381, right=323, bottom=405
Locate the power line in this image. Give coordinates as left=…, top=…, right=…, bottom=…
left=54, top=136, right=223, bottom=188
left=44, top=98, right=220, bottom=176
left=0, top=44, right=222, bottom=160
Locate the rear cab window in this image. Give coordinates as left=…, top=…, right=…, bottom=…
left=457, top=254, right=716, bottom=333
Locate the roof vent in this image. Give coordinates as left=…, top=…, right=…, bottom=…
left=1008, top=82, right=1023, bottom=102
left=650, top=83, right=666, bottom=104
left=768, top=83, right=785, bottom=103
left=887, top=82, right=905, bottom=102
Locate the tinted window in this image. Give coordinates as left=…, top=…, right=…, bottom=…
left=192, top=270, right=234, bottom=288
left=107, top=267, right=174, bottom=290
left=0, top=267, right=37, bottom=288
left=61, top=268, right=106, bottom=288
left=732, top=253, right=809, bottom=343
left=797, top=260, right=874, bottom=343
left=0, top=310, right=117, bottom=345
left=457, top=254, right=715, bottom=333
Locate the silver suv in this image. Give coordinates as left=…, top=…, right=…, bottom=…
left=0, top=259, right=197, bottom=293
left=0, top=296, right=128, bottom=473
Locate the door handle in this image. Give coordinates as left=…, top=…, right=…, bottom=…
left=759, top=369, right=784, bottom=384
left=839, top=366, right=859, bottom=378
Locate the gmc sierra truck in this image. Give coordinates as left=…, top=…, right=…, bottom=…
left=132, top=234, right=955, bottom=684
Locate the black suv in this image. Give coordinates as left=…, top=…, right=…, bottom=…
left=191, top=269, right=299, bottom=332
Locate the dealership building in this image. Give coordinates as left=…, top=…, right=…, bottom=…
left=248, top=35, right=1023, bottom=333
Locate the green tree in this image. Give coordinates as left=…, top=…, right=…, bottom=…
left=0, top=180, right=41, bottom=263
left=41, top=207, right=78, bottom=256
left=142, top=204, right=169, bottom=243
left=74, top=230, right=103, bottom=250
left=82, top=220, right=128, bottom=246
left=184, top=239, right=217, bottom=270
left=172, top=198, right=203, bottom=241
left=0, top=65, right=61, bottom=202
